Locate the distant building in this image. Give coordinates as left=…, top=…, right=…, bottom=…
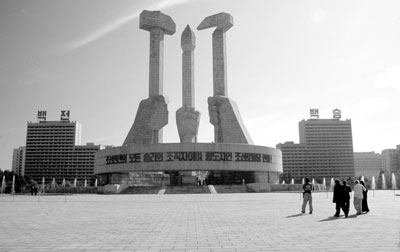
left=12, top=146, right=26, bottom=176
left=277, top=118, right=355, bottom=180
left=275, top=142, right=308, bottom=179
left=382, top=146, right=400, bottom=175
left=353, top=152, right=382, bottom=180
left=24, top=117, right=101, bottom=183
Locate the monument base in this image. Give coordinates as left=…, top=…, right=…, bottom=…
left=94, top=143, right=282, bottom=188
left=98, top=172, right=170, bottom=188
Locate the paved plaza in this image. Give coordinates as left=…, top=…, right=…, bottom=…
left=0, top=191, right=399, bottom=252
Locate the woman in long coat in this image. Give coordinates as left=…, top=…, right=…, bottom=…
left=360, top=180, right=370, bottom=213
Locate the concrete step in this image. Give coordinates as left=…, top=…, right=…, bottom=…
left=119, top=186, right=162, bottom=194
left=164, top=185, right=211, bottom=194
left=212, top=184, right=248, bottom=193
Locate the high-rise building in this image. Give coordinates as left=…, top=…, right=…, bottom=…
left=12, top=146, right=26, bottom=176
left=24, top=114, right=101, bottom=183
left=275, top=142, right=308, bottom=179
left=353, top=152, right=382, bottom=180
left=277, top=118, right=355, bottom=180
left=381, top=147, right=400, bottom=175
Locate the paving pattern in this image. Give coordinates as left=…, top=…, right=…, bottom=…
left=0, top=190, right=399, bottom=252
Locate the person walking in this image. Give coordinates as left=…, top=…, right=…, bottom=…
left=360, top=181, right=370, bottom=213
left=353, top=180, right=366, bottom=215
left=301, top=178, right=314, bottom=214
left=343, top=180, right=352, bottom=214
left=333, top=180, right=348, bottom=217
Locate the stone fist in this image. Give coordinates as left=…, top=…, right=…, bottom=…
left=176, top=106, right=200, bottom=143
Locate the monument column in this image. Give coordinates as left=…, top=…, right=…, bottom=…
left=148, top=27, right=165, bottom=96
left=176, top=25, right=200, bottom=143
left=140, top=10, right=175, bottom=97
left=123, top=10, right=175, bottom=145
left=198, top=13, right=233, bottom=97
left=212, top=29, right=227, bottom=96
left=181, top=25, right=195, bottom=107
left=198, top=13, right=253, bottom=144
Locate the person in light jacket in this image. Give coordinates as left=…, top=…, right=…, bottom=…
left=353, top=180, right=366, bottom=215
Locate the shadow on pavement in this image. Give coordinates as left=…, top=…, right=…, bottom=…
left=286, top=213, right=306, bottom=218
left=319, top=216, right=343, bottom=222
left=319, top=214, right=358, bottom=222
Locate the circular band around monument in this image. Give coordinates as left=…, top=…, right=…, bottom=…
left=95, top=143, right=282, bottom=174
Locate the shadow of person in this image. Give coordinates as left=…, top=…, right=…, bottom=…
left=319, top=214, right=358, bottom=222
left=319, top=216, right=343, bottom=222
left=286, top=213, right=306, bottom=218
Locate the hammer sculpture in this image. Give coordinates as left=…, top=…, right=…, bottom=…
left=197, top=12, right=233, bottom=97
left=140, top=10, right=176, bottom=97
left=123, top=10, right=175, bottom=145
left=198, top=13, right=253, bottom=144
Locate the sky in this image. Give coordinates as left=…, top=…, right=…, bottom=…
left=1, top=0, right=400, bottom=170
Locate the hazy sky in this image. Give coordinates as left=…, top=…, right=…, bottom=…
left=1, top=0, right=400, bottom=170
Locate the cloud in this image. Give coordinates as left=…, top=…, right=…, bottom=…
left=375, top=65, right=400, bottom=90
left=64, top=9, right=142, bottom=51
left=64, top=0, right=195, bottom=51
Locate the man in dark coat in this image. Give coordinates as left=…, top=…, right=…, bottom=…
left=333, top=180, right=348, bottom=217
left=342, top=180, right=352, bottom=214
left=301, top=178, right=314, bottom=214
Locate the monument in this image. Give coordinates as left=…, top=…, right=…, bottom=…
left=197, top=13, right=253, bottom=144
left=176, top=25, right=200, bottom=144
left=123, top=10, right=175, bottom=145
left=94, top=10, right=282, bottom=192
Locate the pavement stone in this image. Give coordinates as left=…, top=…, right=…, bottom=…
left=0, top=190, right=399, bottom=252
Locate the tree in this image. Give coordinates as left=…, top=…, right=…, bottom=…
left=89, top=175, right=97, bottom=186
left=0, top=170, right=31, bottom=193
left=279, top=172, right=293, bottom=184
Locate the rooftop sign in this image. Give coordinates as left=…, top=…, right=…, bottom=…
left=332, top=109, right=341, bottom=119
left=309, top=108, right=343, bottom=119
left=60, top=110, right=70, bottom=121
left=310, top=108, right=319, bottom=119
left=36, top=110, right=71, bottom=122
left=37, top=110, right=47, bottom=122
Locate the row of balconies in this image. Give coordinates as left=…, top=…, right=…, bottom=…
left=26, top=156, right=96, bottom=158
left=25, top=161, right=94, bottom=164
left=26, top=172, right=93, bottom=175
left=25, top=164, right=94, bottom=167
left=26, top=149, right=96, bottom=152
left=25, top=162, right=94, bottom=165
left=26, top=146, right=75, bottom=150
left=26, top=142, right=75, bottom=145
left=26, top=136, right=75, bottom=139
left=304, top=132, right=352, bottom=135
left=27, top=131, right=75, bottom=134
left=27, top=128, right=75, bottom=131
left=25, top=156, right=94, bottom=159
left=26, top=135, right=75, bottom=139
left=283, top=154, right=354, bottom=158
left=304, top=132, right=352, bottom=136
left=25, top=152, right=96, bottom=155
